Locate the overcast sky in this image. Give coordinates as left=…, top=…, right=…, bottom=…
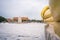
left=0, top=0, right=49, bottom=20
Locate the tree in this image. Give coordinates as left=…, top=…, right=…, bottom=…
left=0, top=16, right=7, bottom=23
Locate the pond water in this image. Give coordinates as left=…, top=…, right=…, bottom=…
left=0, top=23, right=46, bottom=40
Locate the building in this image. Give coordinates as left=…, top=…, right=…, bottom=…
left=21, top=17, right=29, bottom=22
left=13, top=17, right=18, bottom=22
left=7, top=18, right=12, bottom=23
left=13, top=17, right=29, bottom=23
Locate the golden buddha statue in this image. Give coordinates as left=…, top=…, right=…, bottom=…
left=41, top=0, right=60, bottom=37
left=49, top=0, right=60, bottom=37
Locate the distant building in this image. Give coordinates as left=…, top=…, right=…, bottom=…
left=21, top=17, right=29, bottom=22
left=13, top=17, right=29, bottom=23
left=18, top=17, right=22, bottom=23
left=7, top=18, right=12, bottom=23
left=13, top=17, right=18, bottom=22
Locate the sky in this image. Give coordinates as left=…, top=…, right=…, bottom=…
left=0, top=0, right=49, bottom=20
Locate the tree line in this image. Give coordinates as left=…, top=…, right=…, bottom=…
left=0, top=16, right=44, bottom=23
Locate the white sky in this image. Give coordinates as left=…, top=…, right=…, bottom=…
left=0, top=0, right=49, bottom=20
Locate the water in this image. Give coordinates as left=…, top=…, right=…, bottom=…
left=0, top=23, right=46, bottom=40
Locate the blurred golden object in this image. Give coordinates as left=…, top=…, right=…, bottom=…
left=49, top=0, right=60, bottom=37
left=49, top=0, right=60, bottom=22
left=41, top=6, right=54, bottom=22
left=53, top=22, right=60, bottom=37
left=41, top=6, right=49, bottom=19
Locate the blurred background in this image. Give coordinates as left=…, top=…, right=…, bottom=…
left=0, top=0, right=48, bottom=20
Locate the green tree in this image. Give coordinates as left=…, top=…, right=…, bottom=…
left=0, top=16, right=7, bottom=23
